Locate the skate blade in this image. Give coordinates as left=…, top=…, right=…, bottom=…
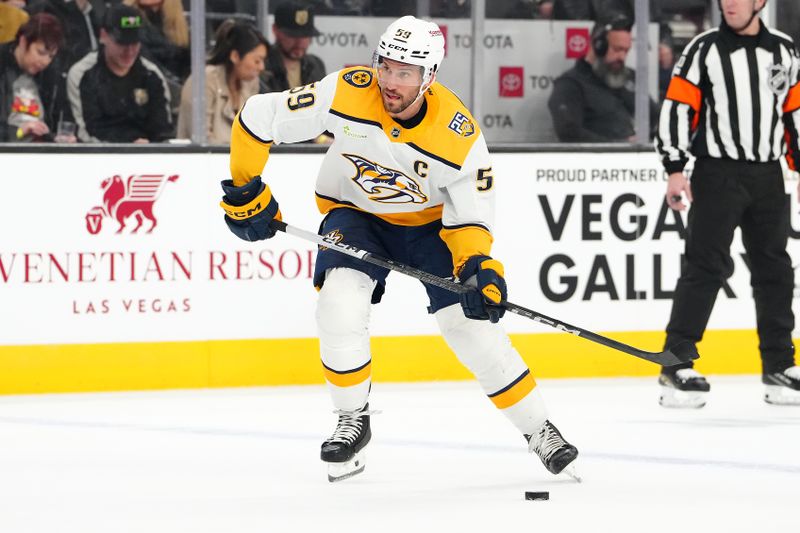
left=764, top=385, right=800, bottom=405
left=659, top=385, right=707, bottom=408
left=327, top=451, right=366, bottom=483
left=562, top=464, right=582, bottom=483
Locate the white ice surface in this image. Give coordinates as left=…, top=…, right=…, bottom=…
left=0, top=376, right=798, bottom=533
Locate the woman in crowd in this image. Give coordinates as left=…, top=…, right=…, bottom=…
left=177, top=21, right=267, bottom=144
left=0, top=12, right=66, bottom=142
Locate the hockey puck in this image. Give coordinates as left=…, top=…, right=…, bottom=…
left=524, top=491, right=549, bottom=501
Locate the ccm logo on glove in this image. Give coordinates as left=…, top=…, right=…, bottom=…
left=458, top=255, right=507, bottom=323
left=476, top=258, right=504, bottom=303
left=219, top=176, right=281, bottom=241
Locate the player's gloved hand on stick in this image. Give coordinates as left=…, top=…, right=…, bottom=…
left=219, top=176, right=281, bottom=241
left=458, top=255, right=507, bottom=323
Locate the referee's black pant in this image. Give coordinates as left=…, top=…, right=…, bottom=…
left=664, top=157, right=795, bottom=374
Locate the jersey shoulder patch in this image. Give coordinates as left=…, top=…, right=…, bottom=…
left=332, top=67, right=383, bottom=122
left=341, top=68, right=374, bottom=88
left=446, top=110, right=477, bottom=138
left=404, top=83, right=482, bottom=169
left=432, top=83, right=481, bottom=139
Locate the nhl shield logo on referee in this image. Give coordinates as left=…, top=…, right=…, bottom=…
left=766, top=63, right=789, bottom=95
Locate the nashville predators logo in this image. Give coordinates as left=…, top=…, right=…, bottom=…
left=343, top=69, right=373, bottom=88
left=343, top=153, right=428, bottom=204
left=319, top=229, right=344, bottom=251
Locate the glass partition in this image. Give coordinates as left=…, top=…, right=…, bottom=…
left=5, top=0, right=795, bottom=147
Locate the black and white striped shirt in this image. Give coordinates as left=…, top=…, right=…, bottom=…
left=656, top=21, right=800, bottom=173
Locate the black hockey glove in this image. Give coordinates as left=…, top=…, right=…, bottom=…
left=219, top=176, right=281, bottom=241
left=458, top=255, right=507, bottom=323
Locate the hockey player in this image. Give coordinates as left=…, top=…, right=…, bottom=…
left=219, top=16, right=579, bottom=482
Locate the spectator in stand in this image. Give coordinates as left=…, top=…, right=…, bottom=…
left=551, top=0, right=594, bottom=19
left=0, top=13, right=65, bottom=142
left=485, top=0, right=553, bottom=19
left=177, top=21, right=267, bottom=144
left=776, top=0, right=800, bottom=45
left=431, top=0, right=470, bottom=18
left=372, top=0, right=553, bottom=18
left=548, top=14, right=658, bottom=142
left=26, top=0, right=101, bottom=70
left=23, top=0, right=103, bottom=129
left=552, top=0, right=662, bottom=23
left=202, top=1, right=260, bottom=41
left=600, top=0, right=663, bottom=24
left=657, top=34, right=674, bottom=101
left=0, top=0, right=29, bottom=43
left=302, top=0, right=369, bottom=15
left=68, top=4, right=173, bottom=143
left=660, top=0, right=709, bottom=38
left=123, top=0, right=190, bottom=103
left=261, top=0, right=325, bottom=92
left=369, top=0, right=416, bottom=16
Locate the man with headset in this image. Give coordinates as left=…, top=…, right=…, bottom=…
left=548, top=13, right=658, bottom=142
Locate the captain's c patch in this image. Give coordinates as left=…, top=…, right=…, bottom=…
left=343, top=69, right=373, bottom=88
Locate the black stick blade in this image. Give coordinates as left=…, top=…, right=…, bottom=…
left=658, top=341, right=699, bottom=366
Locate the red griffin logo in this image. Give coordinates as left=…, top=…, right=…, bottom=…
left=85, top=174, right=179, bottom=235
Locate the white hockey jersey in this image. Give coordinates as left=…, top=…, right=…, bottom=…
left=230, top=66, right=497, bottom=273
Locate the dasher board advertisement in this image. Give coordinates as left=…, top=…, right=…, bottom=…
left=2, top=151, right=798, bottom=348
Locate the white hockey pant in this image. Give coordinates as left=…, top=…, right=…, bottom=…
left=435, top=304, right=548, bottom=435
left=316, top=268, right=375, bottom=411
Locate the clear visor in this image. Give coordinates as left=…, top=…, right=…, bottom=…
left=373, top=54, right=426, bottom=87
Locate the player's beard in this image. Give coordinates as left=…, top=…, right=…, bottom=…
left=381, top=87, right=417, bottom=115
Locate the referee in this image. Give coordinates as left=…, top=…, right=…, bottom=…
left=655, top=0, right=800, bottom=407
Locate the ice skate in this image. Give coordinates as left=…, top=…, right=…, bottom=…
left=658, top=368, right=710, bottom=408
left=763, top=366, right=800, bottom=405
left=526, top=420, right=581, bottom=482
left=320, top=403, right=372, bottom=482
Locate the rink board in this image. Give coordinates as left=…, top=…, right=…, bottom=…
left=0, top=151, right=798, bottom=393
left=0, top=330, right=766, bottom=394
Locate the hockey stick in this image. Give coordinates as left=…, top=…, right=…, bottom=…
left=270, top=220, right=696, bottom=367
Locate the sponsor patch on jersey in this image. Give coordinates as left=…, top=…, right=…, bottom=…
left=342, top=125, right=367, bottom=139
left=448, top=112, right=475, bottom=138
left=343, top=153, right=428, bottom=204
left=342, top=69, right=373, bottom=88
